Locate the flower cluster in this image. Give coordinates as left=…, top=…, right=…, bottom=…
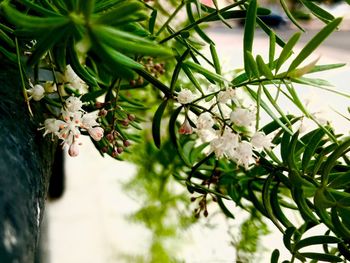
left=177, top=87, right=273, bottom=169
left=42, top=96, right=104, bottom=157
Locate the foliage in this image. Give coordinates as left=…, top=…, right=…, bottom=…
left=1, top=0, right=350, bottom=262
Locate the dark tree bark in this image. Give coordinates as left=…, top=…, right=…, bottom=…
left=0, top=61, right=57, bottom=262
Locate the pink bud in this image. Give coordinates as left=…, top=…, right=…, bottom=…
left=179, top=118, right=193, bottom=135
left=68, top=142, right=79, bottom=157
left=123, top=140, right=131, bottom=147
left=88, top=127, right=104, bottom=141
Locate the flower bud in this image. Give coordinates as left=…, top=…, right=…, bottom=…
left=117, top=147, right=124, bottom=154
left=123, top=140, right=131, bottom=147
left=88, top=127, right=104, bottom=141
left=68, top=142, right=79, bottom=157
left=128, top=114, right=136, bottom=121
left=179, top=118, right=193, bottom=135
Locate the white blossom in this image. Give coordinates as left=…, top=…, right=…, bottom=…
left=217, top=87, right=236, bottom=104
left=230, top=107, right=255, bottom=127
left=42, top=96, right=104, bottom=157
left=251, top=132, right=272, bottom=150
left=82, top=111, right=99, bottom=129
left=57, top=65, right=88, bottom=93
left=27, top=84, right=45, bottom=101
left=196, top=112, right=214, bottom=130
left=177, top=89, right=195, bottom=104
left=210, top=128, right=239, bottom=159
left=231, top=141, right=255, bottom=169
left=88, top=127, right=104, bottom=141
left=42, top=118, right=63, bottom=137
left=196, top=128, right=216, bottom=143
left=65, top=96, right=83, bottom=113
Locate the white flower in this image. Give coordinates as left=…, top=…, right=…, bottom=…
left=231, top=141, right=255, bottom=169
left=57, top=65, right=88, bottom=93
left=88, top=127, right=104, bottom=141
left=82, top=111, right=99, bottom=129
left=65, top=96, right=83, bottom=113
left=57, top=111, right=82, bottom=147
left=68, top=142, right=79, bottom=157
left=27, top=84, right=45, bottom=101
left=43, top=118, right=64, bottom=137
left=230, top=107, right=255, bottom=127
left=196, top=112, right=214, bottom=129
left=196, top=128, right=216, bottom=142
left=210, top=128, right=239, bottom=158
left=251, top=132, right=272, bottom=150
left=217, top=87, right=236, bottom=104
left=177, top=89, right=195, bottom=104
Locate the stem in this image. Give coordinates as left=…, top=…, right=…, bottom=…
left=156, top=1, right=186, bottom=36
left=15, top=37, right=33, bottom=117
left=160, top=0, right=247, bottom=43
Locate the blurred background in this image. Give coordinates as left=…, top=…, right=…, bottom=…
left=42, top=1, right=350, bottom=262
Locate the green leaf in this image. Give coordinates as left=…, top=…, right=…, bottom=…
left=300, top=252, right=342, bottom=262
left=67, top=43, right=100, bottom=87
left=257, top=17, right=286, bottom=48
left=301, top=128, right=326, bottom=172
left=81, top=89, right=105, bottom=102
left=1, top=2, right=68, bottom=31
left=243, top=0, right=257, bottom=74
left=91, top=25, right=172, bottom=56
left=270, top=249, right=280, bottom=263
left=283, top=227, right=296, bottom=251
left=27, top=26, right=70, bottom=66
left=262, top=174, right=284, bottom=232
left=21, top=0, right=62, bottom=16
left=299, top=0, right=334, bottom=24
left=245, top=50, right=260, bottom=78
left=288, top=18, right=342, bottom=72
left=276, top=32, right=301, bottom=73
left=184, top=61, right=227, bottom=84
left=152, top=100, right=168, bottom=148
left=308, top=63, right=346, bottom=74
left=261, top=115, right=295, bottom=135
left=210, top=44, right=221, bottom=75
left=292, top=187, right=319, bottom=223
left=168, top=106, right=191, bottom=167
left=245, top=87, right=293, bottom=136
left=186, top=2, right=213, bottom=44
left=256, top=55, right=273, bottom=79
left=328, top=171, right=350, bottom=189
left=279, top=0, right=304, bottom=31
left=171, top=49, right=190, bottom=93
left=321, top=137, right=350, bottom=185
left=94, top=0, right=147, bottom=26
left=217, top=197, right=235, bottom=219
left=247, top=182, right=268, bottom=217
left=271, top=184, right=293, bottom=228
left=149, top=9, right=157, bottom=34
left=98, top=42, right=143, bottom=70
left=181, top=64, right=203, bottom=94
left=314, top=187, right=336, bottom=209
left=280, top=130, right=291, bottom=164
left=80, top=0, right=95, bottom=19
left=0, top=28, right=14, bottom=48
left=295, top=235, right=340, bottom=251
left=269, top=31, right=276, bottom=68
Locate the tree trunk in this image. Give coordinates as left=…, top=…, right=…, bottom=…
left=0, top=62, right=57, bottom=262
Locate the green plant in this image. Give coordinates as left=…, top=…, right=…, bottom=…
left=1, top=0, right=350, bottom=261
